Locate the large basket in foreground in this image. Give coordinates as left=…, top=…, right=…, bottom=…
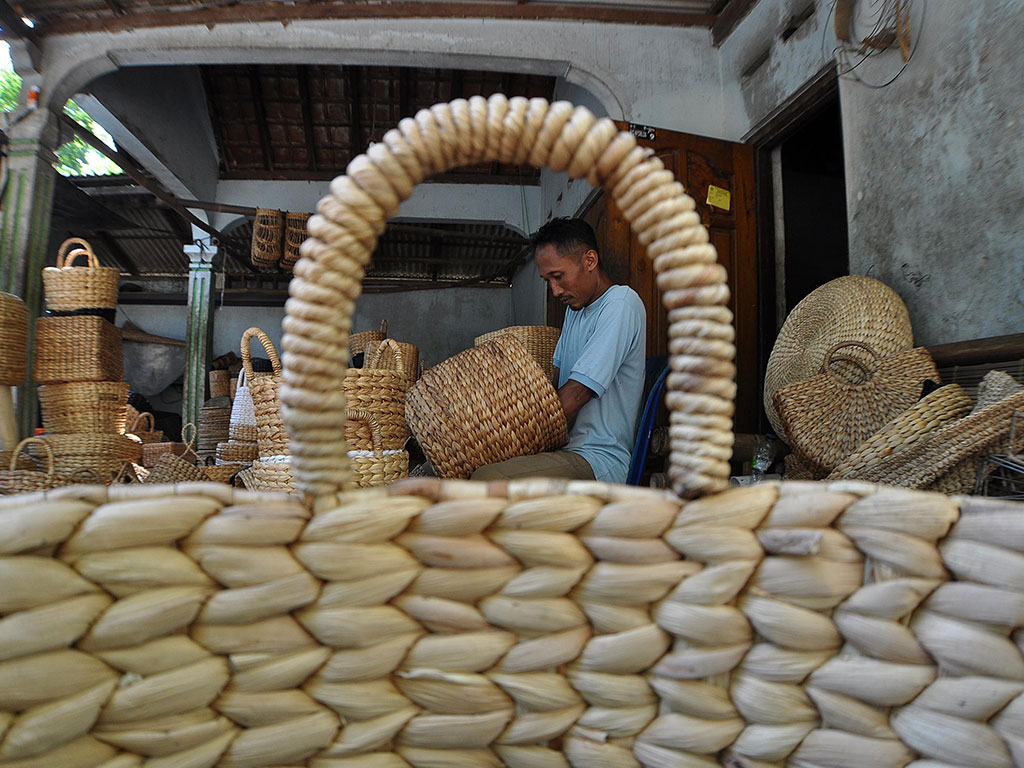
left=1, top=96, right=1022, bottom=768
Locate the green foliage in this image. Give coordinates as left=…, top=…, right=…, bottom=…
left=0, top=67, right=20, bottom=113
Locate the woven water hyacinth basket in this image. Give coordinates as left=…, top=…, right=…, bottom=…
left=229, top=367, right=259, bottom=443
left=366, top=337, right=420, bottom=379
left=251, top=208, right=284, bottom=269
left=125, top=411, right=164, bottom=444
left=476, top=324, right=561, bottom=383
left=348, top=408, right=410, bottom=487
left=350, top=318, right=387, bottom=362
left=242, top=327, right=288, bottom=457
left=208, top=368, right=231, bottom=399
left=406, top=335, right=567, bottom=479
left=2, top=96, right=1024, bottom=768
left=42, top=237, right=120, bottom=312
left=37, top=381, right=129, bottom=435
left=0, top=437, right=55, bottom=493
left=34, top=315, right=123, bottom=384
left=28, top=432, right=141, bottom=482
left=281, top=211, right=310, bottom=270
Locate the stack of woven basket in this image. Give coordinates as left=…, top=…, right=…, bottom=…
left=35, top=238, right=140, bottom=482
left=250, top=208, right=310, bottom=271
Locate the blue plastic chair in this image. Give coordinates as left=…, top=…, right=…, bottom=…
left=626, top=356, right=670, bottom=486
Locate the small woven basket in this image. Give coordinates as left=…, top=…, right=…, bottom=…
left=773, top=342, right=939, bottom=475
left=145, top=452, right=206, bottom=484
left=349, top=319, right=387, bottom=363
left=0, top=292, right=27, bottom=385
left=126, top=412, right=164, bottom=444
left=208, top=368, right=231, bottom=399
left=139, top=423, right=197, bottom=469
left=30, top=433, right=141, bottom=482
left=229, top=367, right=259, bottom=443
left=281, top=211, right=310, bottom=270
left=34, top=316, right=122, bottom=384
left=365, top=337, right=420, bottom=379
left=406, top=334, right=568, bottom=479
left=0, top=437, right=55, bottom=494
left=42, top=237, right=120, bottom=312
left=346, top=408, right=409, bottom=487
left=342, top=363, right=414, bottom=450
left=202, top=459, right=243, bottom=484
left=249, top=455, right=295, bottom=492
left=251, top=208, right=284, bottom=269
left=242, top=327, right=288, bottom=458
left=475, top=324, right=561, bottom=383
left=216, top=439, right=258, bottom=464
left=37, top=381, right=129, bottom=434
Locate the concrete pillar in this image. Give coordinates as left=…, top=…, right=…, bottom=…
left=0, top=108, right=59, bottom=438
left=183, top=245, right=216, bottom=437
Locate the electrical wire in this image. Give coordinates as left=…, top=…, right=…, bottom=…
left=823, top=0, right=926, bottom=89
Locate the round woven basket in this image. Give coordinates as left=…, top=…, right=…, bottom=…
left=37, top=381, right=129, bottom=435
left=251, top=208, right=284, bottom=269
left=0, top=437, right=55, bottom=494
left=764, top=275, right=913, bottom=442
left=242, top=327, right=288, bottom=457
left=42, top=237, right=120, bottom=312
left=475, top=324, right=561, bottom=383
left=30, top=432, right=141, bottom=482
left=281, top=211, right=310, bottom=270
left=406, top=334, right=568, bottom=479
left=346, top=408, right=409, bottom=487
left=0, top=291, right=27, bottom=386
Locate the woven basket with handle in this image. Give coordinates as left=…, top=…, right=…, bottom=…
left=2, top=97, right=1023, bottom=768
left=242, top=327, right=288, bottom=458
left=228, top=366, right=260, bottom=443
left=42, top=237, right=120, bottom=312
left=349, top=318, right=387, bottom=363
left=126, top=411, right=164, bottom=444
left=347, top=408, right=409, bottom=487
left=37, top=381, right=129, bottom=435
left=0, top=437, right=55, bottom=494
left=475, top=324, right=561, bottom=384
left=365, top=337, right=420, bottom=379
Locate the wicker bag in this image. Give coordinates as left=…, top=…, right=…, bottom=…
left=5, top=97, right=1024, bottom=768
left=251, top=208, right=284, bottom=268
left=126, top=412, right=164, bottom=444
left=144, top=452, right=206, bottom=484
left=139, top=423, right=197, bottom=469
left=42, top=237, right=120, bottom=312
left=229, top=366, right=259, bottom=443
left=242, top=327, right=288, bottom=457
left=0, top=437, right=55, bottom=493
left=406, top=334, right=568, bottom=479
left=347, top=408, right=409, bottom=487
left=34, top=316, right=122, bottom=384
left=773, top=342, right=940, bottom=475
left=365, top=337, right=420, bottom=379
left=30, top=432, right=141, bottom=482
left=281, top=211, right=310, bottom=270
left=476, top=324, right=561, bottom=383
left=37, top=381, right=129, bottom=435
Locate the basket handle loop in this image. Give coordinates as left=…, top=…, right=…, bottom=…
left=279, top=96, right=735, bottom=500
left=347, top=409, right=383, bottom=456
left=13, top=437, right=54, bottom=477
left=824, top=340, right=879, bottom=380
left=241, top=326, right=282, bottom=381
left=57, top=238, right=99, bottom=268
left=380, top=319, right=388, bottom=337
left=130, top=412, right=155, bottom=434
left=368, top=338, right=404, bottom=372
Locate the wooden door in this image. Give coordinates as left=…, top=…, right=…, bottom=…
left=557, top=123, right=758, bottom=433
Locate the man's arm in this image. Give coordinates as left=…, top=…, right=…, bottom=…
left=558, top=379, right=594, bottom=425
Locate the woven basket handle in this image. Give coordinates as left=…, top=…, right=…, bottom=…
left=57, top=237, right=99, bottom=268
left=181, top=422, right=199, bottom=462
left=13, top=437, right=53, bottom=478
left=824, top=340, right=879, bottom=380
left=368, top=338, right=404, bottom=372
left=347, top=409, right=383, bottom=456
left=241, top=326, right=282, bottom=381
left=280, top=96, right=735, bottom=500
left=380, top=319, right=388, bottom=337
left=130, top=412, right=155, bottom=433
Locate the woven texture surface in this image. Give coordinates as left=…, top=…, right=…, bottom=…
left=475, top=325, right=561, bottom=384
left=242, top=328, right=287, bottom=458
left=0, top=292, right=27, bottom=385
left=34, top=316, right=123, bottom=384
left=42, top=238, right=120, bottom=313
left=764, top=276, right=913, bottom=443
left=38, top=381, right=129, bottom=435
left=774, top=345, right=939, bottom=475
left=2, top=479, right=1024, bottom=767
left=406, top=336, right=567, bottom=479
left=366, top=338, right=420, bottom=380
left=251, top=209, right=283, bottom=269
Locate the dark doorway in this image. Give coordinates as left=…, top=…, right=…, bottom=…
left=779, top=101, right=849, bottom=313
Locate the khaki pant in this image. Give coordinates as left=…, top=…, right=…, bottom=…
left=470, top=450, right=595, bottom=481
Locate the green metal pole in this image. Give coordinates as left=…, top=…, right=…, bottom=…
left=183, top=246, right=216, bottom=448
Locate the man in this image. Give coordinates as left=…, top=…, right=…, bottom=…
left=471, top=217, right=646, bottom=483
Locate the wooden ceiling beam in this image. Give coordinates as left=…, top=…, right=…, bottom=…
left=37, top=2, right=715, bottom=36
left=247, top=66, right=275, bottom=171
left=0, top=0, right=38, bottom=45
left=346, top=65, right=365, bottom=157
left=711, top=0, right=761, bottom=46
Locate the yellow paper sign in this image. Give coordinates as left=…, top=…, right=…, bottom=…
left=706, top=185, right=732, bottom=211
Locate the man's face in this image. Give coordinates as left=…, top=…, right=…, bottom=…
left=536, top=243, right=597, bottom=311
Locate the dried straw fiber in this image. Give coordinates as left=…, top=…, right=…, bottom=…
left=1, top=96, right=1022, bottom=768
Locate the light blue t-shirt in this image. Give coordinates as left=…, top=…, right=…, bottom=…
left=552, top=284, right=646, bottom=484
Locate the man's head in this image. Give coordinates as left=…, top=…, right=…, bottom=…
left=532, top=218, right=604, bottom=311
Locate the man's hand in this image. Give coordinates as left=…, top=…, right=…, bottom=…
left=558, top=379, right=595, bottom=425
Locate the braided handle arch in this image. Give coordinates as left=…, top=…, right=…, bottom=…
left=281, top=95, right=735, bottom=500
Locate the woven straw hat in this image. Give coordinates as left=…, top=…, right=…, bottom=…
left=764, top=275, right=913, bottom=441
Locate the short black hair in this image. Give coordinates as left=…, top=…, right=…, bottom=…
left=531, top=217, right=600, bottom=264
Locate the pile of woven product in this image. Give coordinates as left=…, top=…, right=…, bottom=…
left=765, top=275, right=1022, bottom=493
